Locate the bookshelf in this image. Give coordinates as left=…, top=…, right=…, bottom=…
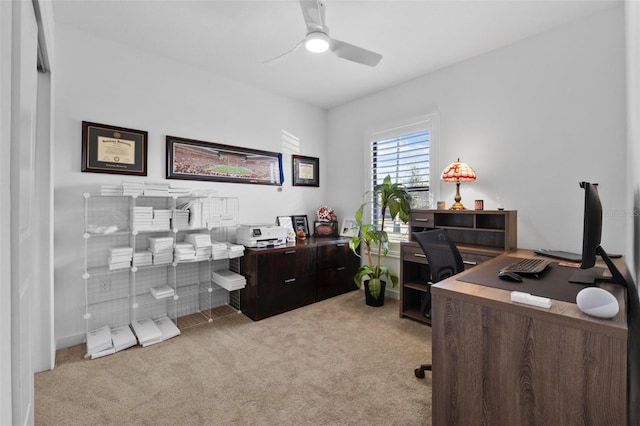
left=400, top=209, right=517, bottom=324
left=82, top=190, right=242, bottom=358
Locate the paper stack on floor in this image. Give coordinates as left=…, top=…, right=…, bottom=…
left=153, top=315, right=181, bottom=341
left=211, top=269, right=246, bottom=291
left=131, top=318, right=164, bottom=347
left=110, top=324, right=137, bottom=352
left=87, top=324, right=138, bottom=359
left=87, top=325, right=114, bottom=358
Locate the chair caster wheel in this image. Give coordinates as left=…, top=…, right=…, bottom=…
left=414, top=368, right=425, bottom=379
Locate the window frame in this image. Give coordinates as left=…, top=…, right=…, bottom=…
left=363, top=113, right=440, bottom=245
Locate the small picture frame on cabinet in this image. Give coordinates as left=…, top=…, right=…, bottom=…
left=291, top=215, right=310, bottom=237
left=339, top=218, right=359, bottom=237
left=276, top=216, right=295, bottom=235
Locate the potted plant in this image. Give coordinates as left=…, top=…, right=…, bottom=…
left=349, top=175, right=411, bottom=306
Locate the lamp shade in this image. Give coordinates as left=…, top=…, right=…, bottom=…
left=441, top=158, right=476, bottom=210
left=441, top=159, right=476, bottom=182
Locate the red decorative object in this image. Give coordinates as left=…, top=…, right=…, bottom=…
left=316, top=205, right=337, bottom=222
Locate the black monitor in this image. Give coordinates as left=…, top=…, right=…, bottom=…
left=569, top=182, right=627, bottom=287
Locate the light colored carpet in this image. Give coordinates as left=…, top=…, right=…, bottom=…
left=35, top=291, right=432, bottom=425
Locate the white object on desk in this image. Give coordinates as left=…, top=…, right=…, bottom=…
left=510, top=291, right=552, bottom=308
left=576, top=287, right=619, bottom=319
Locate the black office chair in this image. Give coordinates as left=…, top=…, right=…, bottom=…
left=412, top=229, right=465, bottom=379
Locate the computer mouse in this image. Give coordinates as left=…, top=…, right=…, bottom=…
left=498, top=270, right=523, bottom=282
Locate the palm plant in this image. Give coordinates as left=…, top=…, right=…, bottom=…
left=349, top=175, right=411, bottom=301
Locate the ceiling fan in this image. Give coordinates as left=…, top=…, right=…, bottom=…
left=265, top=0, right=383, bottom=67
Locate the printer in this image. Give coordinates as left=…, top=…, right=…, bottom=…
left=236, top=224, right=288, bottom=248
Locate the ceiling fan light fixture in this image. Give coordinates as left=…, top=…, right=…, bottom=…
left=305, top=32, right=330, bottom=53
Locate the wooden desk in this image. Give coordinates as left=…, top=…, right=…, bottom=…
left=430, top=250, right=628, bottom=425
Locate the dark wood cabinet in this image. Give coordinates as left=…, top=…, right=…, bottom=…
left=400, top=209, right=517, bottom=324
left=315, top=240, right=359, bottom=301
left=240, top=237, right=358, bottom=320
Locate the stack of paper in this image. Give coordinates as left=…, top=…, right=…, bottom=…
left=185, top=233, right=213, bottom=261
left=168, top=185, right=192, bottom=196
left=123, top=181, right=144, bottom=196
left=212, top=269, right=246, bottom=291
left=174, top=242, right=196, bottom=262
left=226, top=242, right=245, bottom=259
left=87, top=325, right=114, bottom=358
left=153, top=315, right=181, bottom=341
left=131, top=206, right=154, bottom=231
left=150, top=284, right=175, bottom=299
left=143, top=182, right=170, bottom=197
left=110, top=324, right=137, bottom=352
left=153, top=210, right=172, bottom=231
left=108, top=247, right=133, bottom=270
left=172, top=209, right=190, bottom=230
left=131, top=317, right=163, bottom=347
left=148, top=237, right=174, bottom=265
left=100, top=184, right=123, bottom=196
left=133, top=250, right=153, bottom=267
left=211, top=240, right=229, bottom=260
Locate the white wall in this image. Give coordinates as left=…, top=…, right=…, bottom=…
left=327, top=6, right=626, bottom=260
left=53, top=25, right=328, bottom=348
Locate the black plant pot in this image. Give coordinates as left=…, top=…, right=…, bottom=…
left=364, top=280, right=386, bottom=307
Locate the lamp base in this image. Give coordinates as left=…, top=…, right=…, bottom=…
left=449, top=202, right=467, bottom=210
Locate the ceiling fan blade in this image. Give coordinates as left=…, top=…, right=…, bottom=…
left=263, top=40, right=304, bottom=64
left=299, top=0, right=326, bottom=33
left=329, top=38, right=382, bottom=67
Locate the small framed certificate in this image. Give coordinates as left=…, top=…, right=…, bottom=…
left=82, top=121, right=148, bottom=176
left=292, top=155, right=319, bottom=187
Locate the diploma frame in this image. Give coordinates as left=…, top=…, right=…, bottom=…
left=292, top=155, right=319, bottom=187
left=82, top=121, right=148, bottom=176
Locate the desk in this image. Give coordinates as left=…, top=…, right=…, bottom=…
left=431, top=250, right=628, bottom=425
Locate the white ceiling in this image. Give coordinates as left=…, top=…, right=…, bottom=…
left=51, top=0, right=621, bottom=109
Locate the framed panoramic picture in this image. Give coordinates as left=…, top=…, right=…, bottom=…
left=166, top=135, right=283, bottom=185
left=82, top=121, right=148, bottom=176
left=292, top=155, right=319, bottom=187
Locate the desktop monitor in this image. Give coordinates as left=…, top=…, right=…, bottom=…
left=570, top=181, right=627, bottom=287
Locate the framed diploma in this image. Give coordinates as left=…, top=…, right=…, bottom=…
left=82, top=121, right=148, bottom=176
left=292, top=155, right=319, bottom=187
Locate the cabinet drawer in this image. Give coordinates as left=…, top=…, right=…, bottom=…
left=317, top=241, right=359, bottom=270
left=402, top=244, right=428, bottom=265
left=258, top=275, right=315, bottom=319
left=256, top=247, right=316, bottom=282
left=411, top=212, right=435, bottom=228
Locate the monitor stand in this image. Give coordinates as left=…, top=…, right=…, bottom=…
left=568, top=266, right=607, bottom=285
left=568, top=246, right=627, bottom=288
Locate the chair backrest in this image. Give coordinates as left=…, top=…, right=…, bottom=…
left=413, top=229, right=465, bottom=283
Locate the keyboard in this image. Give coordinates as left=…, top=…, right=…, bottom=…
left=502, top=258, right=551, bottom=275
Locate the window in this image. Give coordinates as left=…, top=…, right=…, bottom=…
left=366, top=114, right=438, bottom=242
